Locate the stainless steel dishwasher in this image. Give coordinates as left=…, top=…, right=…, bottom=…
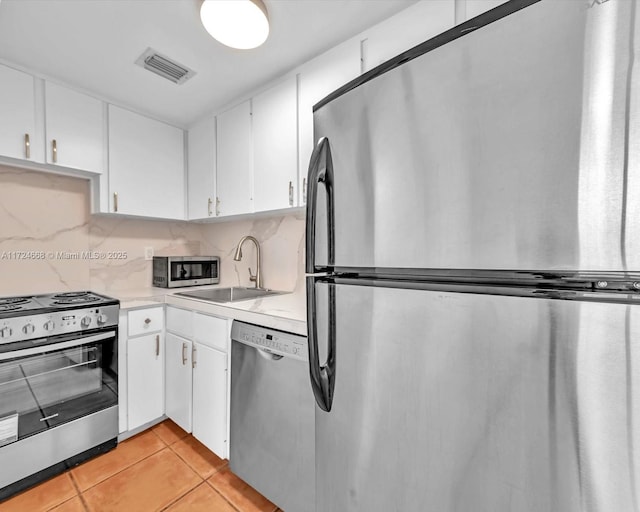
left=230, top=321, right=314, bottom=512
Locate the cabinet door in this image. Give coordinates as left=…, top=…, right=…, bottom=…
left=108, top=105, right=185, bottom=219
left=165, top=333, right=193, bottom=432
left=45, top=82, right=104, bottom=173
left=127, top=332, right=164, bottom=430
left=193, top=313, right=228, bottom=352
left=216, top=101, right=252, bottom=216
left=252, top=77, right=298, bottom=211
left=187, top=114, right=216, bottom=219
left=192, top=343, right=227, bottom=458
left=362, top=0, right=455, bottom=72
left=0, top=64, right=37, bottom=161
left=298, top=42, right=360, bottom=205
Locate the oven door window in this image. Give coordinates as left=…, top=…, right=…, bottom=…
left=0, top=332, right=117, bottom=444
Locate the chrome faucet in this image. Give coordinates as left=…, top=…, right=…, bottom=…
left=233, top=236, right=263, bottom=289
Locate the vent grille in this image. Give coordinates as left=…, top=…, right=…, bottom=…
left=135, top=48, right=196, bottom=85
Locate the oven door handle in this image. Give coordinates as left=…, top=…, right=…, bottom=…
left=0, top=331, right=116, bottom=361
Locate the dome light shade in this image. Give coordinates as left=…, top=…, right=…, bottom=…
left=200, top=0, right=270, bottom=50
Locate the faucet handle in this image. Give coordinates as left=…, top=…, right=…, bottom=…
left=248, top=268, right=257, bottom=283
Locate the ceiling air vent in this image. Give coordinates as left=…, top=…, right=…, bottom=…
left=135, top=48, right=196, bottom=85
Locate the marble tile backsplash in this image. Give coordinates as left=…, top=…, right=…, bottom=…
left=0, top=165, right=305, bottom=297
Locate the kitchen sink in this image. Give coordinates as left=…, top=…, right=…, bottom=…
left=175, top=287, right=284, bottom=303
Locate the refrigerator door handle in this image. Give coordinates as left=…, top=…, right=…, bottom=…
left=307, top=278, right=336, bottom=412
left=305, top=137, right=335, bottom=274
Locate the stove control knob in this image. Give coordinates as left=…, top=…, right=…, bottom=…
left=81, top=316, right=92, bottom=328
left=0, top=326, right=12, bottom=338
left=97, top=314, right=108, bottom=325
left=22, top=323, right=35, bottom=335
left=43, top=320, right=55, bottom=331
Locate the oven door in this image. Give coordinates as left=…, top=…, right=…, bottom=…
left=0, top=330, right=117, bottom=446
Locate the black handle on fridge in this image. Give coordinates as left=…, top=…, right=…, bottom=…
left=305, top=137, right=336, bottom=412
left=305, top=137, right=335, bottom=273
left=307, top=277, right=336, bottom=412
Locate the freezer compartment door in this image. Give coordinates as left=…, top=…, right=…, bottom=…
left=312, top=0, right=636, bottom=271
left=312, top=280, right=640, bottom=511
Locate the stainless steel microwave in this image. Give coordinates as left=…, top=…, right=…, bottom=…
left=152, top=256, right=220, bottom=288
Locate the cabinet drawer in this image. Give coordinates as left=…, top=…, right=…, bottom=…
left=128, top=306, right=164, bottom=337
left=193, top=313, right=228, bottom=352
left=166, top=306, right=193, bottom=339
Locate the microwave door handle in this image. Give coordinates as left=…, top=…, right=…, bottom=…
left=305, top=137, right=335, bottom=274
left=0, top=331, right=115, bottom=361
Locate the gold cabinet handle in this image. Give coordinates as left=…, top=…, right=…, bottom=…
left=155, top=334, right=160, bottom=357
left=289, top=181, right=294, bottom=206
left=113, top=192, right=118, bottom=212
left=182, top=342, right=188, bottom=365
left=52, top=139, right=57, bottom=163
left=215, top=197, right=220, bottom=216
left=207, top=197, right=213, bottom=217
left=24, top=134, right=30, bottom=159
left=192, top=346, right=197, bottom=368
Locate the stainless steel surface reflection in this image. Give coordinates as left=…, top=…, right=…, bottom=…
left=312, top=281, right=640, bottom=511
left=312, top=0, right=638, bottom=272
left=175, top=287, right=284, bottom=303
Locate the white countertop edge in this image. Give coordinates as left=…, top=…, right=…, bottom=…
left=105, top=285, right=307, bottom=336
left=165, top=294, right=307, bottom=336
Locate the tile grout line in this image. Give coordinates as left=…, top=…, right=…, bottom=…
left=72, top=443, right=169, bottom=495
left=166, top=436, right=227, bottom=481
left=157, top=480, right=206, bottom=512
left=206, top=470, right=279, bottom=512
left=66, top=472, right=90, bottom=512
left=203, top=479, right=243, bottom=512
left=150, top=424, right=190, bottom=447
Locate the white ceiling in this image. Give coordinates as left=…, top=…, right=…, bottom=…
left=0, top=0, right=417, bottom=127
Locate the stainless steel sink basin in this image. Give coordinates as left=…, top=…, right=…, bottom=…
left=175, top=287, right=284, bottom=303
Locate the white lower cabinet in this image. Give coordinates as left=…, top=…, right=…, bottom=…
left=192, top=343, right=228, bottom=457
left=127, top=331, right=164, bottom=431
left=165, top=332, right=193, bottom=432
left=121, top=306, right=165, bottom=433
left=165, top=306, right=229, bottom=458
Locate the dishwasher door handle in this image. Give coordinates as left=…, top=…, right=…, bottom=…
left=255, top=348, right=284, bottom=361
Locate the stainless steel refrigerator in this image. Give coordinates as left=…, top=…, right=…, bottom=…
left=305, top=0, right=640, bottom=510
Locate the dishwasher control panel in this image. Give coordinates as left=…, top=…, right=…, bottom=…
left=231, top=321, right=308, bottom=362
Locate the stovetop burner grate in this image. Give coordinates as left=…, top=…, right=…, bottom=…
left=51, top=291, right=91, bottom=299
left=0, top=297, right=32, bottom=306
left=52, top=297, right=101, bottom=305
left=0, top=304, right=25, bottom=312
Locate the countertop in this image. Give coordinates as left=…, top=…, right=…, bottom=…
left=99, top=285, right=307, bottom=336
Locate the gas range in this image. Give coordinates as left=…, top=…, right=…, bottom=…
left=0, top=291, right=119, bottom=344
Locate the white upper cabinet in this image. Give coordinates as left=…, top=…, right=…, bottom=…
left=252, top=76, right=298, bottom=212
left=45, top=81, right=104, bottom=173
left=0, top=64, right=37, bottom=162
left=216, top=100, right=252, bottom=217
left=187, top=114, right=216, bottom=220
left=108, top=105, right=185, bottom=219
left=298, top=41, right=361, bottom=204
left=361, top=0, right=456, bottom=72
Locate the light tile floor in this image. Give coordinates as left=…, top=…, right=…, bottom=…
left=0, top=420, right=281, bottom=512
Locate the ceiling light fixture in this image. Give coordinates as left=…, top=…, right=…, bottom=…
left=200, top=0, right=270, bottom=50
